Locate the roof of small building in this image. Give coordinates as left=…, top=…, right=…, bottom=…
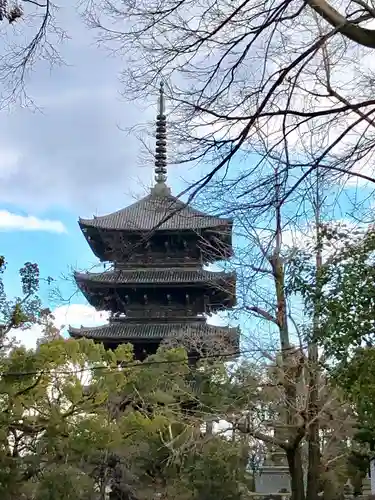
left=69, top=321, right=239, bottom=344
left=74, top=268, right=235, bottom=286
left=79, top=189, right=232, bottom=232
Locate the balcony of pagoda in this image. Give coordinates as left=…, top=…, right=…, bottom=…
left=73, top=283, right=235, bottom=316
left=116, top=306, right=207, bottom=320
left=115, top=251, right=201, bottom=268
left=69, top=321, right=240, bottom=362
left=79, top=227, right=233, bottom=265
left=75, top=268, right=235, bottom=305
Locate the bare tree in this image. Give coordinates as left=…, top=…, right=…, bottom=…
left=0, top=0, right=64, bottom=105
left=83, top=0, right=375, bottom=211
left=183, top=159, right=360, bottom=500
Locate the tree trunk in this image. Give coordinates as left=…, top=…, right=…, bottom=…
left=307, top=192, right=323, bottom=500
left=287, top=447, right=306, bottom=500
left=206, top=420, right=213, bottom=436
left=306, top=351, right=320, bottom=500
left=271, top=190, right=306, bottom=500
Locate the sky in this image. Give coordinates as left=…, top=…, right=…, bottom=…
left=0, top=1, right=219, bottom=349
left=1, top=2, right=373, bottom=350
left=0, top=3, right=156, bottom=347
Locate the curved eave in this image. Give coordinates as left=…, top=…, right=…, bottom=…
left=78, top=219, right=233, bottom=239
left=73, top=270, right=236, bottom=288
left=79, top=218, right=233, bottom=233
left=69, top=323, right=240, bottom=359
left=68, top=322, right=240, bottom=341
left=78, top=219, right=233, bottom=262
left=69, top=326, right=87, bottom=338
left=78, top=223, right=106, bottom=261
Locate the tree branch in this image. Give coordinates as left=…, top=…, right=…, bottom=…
left=307, top=0, right=375, bottom=48
left=245, top=306, right=278, bottom=325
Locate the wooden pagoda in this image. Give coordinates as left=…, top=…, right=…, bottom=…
left=69, top=82, right=239, bottom=360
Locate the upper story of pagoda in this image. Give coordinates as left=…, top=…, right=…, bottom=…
left=79, top=83, right=233, bottom=269
left=70, top=82, right=239, bottom=358
left=79, top=190, right=233, bottom=268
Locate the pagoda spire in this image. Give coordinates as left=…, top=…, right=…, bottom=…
left=154, top=81, right=168, bottom=186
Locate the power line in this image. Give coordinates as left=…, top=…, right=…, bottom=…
left=0, top=345, right=306, bottom=378
left=0, top=349, right=246, bottom=378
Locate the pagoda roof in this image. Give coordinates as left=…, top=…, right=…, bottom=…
left=78, top=191, right=232, bottom=232
left=69, top=321, right=239, bottom=346
left=74, top=268, right=235, bottom=286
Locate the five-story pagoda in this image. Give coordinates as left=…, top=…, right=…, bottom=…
left=69, top=83, right=239, bottom=360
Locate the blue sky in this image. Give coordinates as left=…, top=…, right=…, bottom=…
left=0, top=2, right=159, bottom=340
left=1, top=1, right=373, bottom=349
left=0, top=3, right=191, bottom=301
left=0, top=1, right=213, bottom=346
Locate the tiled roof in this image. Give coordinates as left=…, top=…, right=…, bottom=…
left=79, top=192, right=231, bottom=232
left=69, top=321, right=239, bottom=344
left=74, top=268, right=235, bottom=286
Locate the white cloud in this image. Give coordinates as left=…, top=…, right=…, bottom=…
left=0, top=210, right=67, bottom=233
left=11, top=302, right=229, bottom=351
left=8, top=323, right=46, bottom=350
left=52, top=304, right=109, bottom=330
left=281, top=220, right=369, bottom=260
left=0, top=149, right=20, bottom=180
left=252, top=219, right=368, bottom=263
left=9, top=304, right=109, bottom=350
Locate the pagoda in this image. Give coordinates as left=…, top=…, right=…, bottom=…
left=69, top=82, right=239, bottom=360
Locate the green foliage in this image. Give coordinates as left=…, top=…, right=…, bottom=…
left=31, top=466, right=96, bottom=500
left=0, top=331, right=255, bottom=499
left=346, top=449, right=369, bottom=495
left=180, top=438, right=245, bottom=500
left=0, top=258, right=49, bottom=338
left=317, top=228, right=375, bottom=358
left=286, top=224, right=373, bottom=350
left=290, top=226, right=375, bottom=457
left=0, top=257, right=260, bottom=500
left=334, top=347, right=375, bottom=454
